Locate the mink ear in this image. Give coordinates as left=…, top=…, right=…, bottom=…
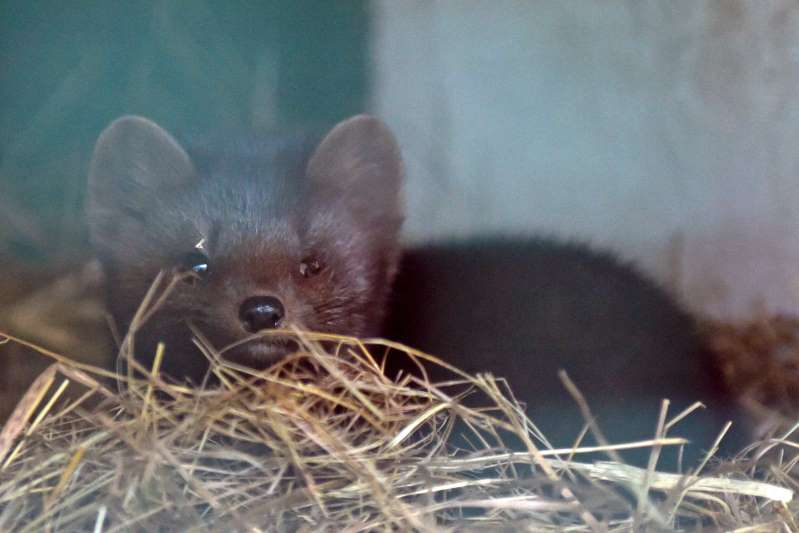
left=306, top=115, right=404, bottom=231
left=87, top=116, right=195, bottom=253
left=88, top=116, right=194, bottom=211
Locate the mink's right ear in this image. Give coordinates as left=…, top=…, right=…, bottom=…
left=87, top=116, right=194, bottom=255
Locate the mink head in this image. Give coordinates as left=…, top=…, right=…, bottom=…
left=87, top=115, right=404, bottom=380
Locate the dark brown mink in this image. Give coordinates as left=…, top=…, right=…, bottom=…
left=87, top=114, right=742, bottom=468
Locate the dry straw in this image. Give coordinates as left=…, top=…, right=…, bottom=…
left=0, top=324, right=796, bottom=532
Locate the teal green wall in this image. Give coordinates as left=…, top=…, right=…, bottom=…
left=0, top=1, right=369, bottom=261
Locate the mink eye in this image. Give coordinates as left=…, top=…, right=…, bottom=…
left=179, top=250, right=210, bottom=283
left=299, top=257, right=323, bottom=278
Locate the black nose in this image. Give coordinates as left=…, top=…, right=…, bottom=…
left=239, top=296, right=285, bottom=332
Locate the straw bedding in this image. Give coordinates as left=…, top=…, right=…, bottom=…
left=0, top=326, right=796, bottom=531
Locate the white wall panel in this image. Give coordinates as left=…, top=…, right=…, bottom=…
left=371, top=0, right=799, bottom=319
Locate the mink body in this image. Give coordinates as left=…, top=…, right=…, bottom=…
left=385, top=239, right=743, bottom=465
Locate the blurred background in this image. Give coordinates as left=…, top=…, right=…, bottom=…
left=3, top=0, right=799, bottom=327
left=0, top=1, right=368, bottom=262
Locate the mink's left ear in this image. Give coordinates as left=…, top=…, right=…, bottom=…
left=306, top=114, right=404, bottom=234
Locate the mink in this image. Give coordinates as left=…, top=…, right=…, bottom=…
left=87, top=115, right=742, bottom=467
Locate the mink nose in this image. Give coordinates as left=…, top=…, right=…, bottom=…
left=239, top=296, right=285, bottom=332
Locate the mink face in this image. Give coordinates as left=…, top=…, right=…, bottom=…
left=87, top=115, right=403, bottom=380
